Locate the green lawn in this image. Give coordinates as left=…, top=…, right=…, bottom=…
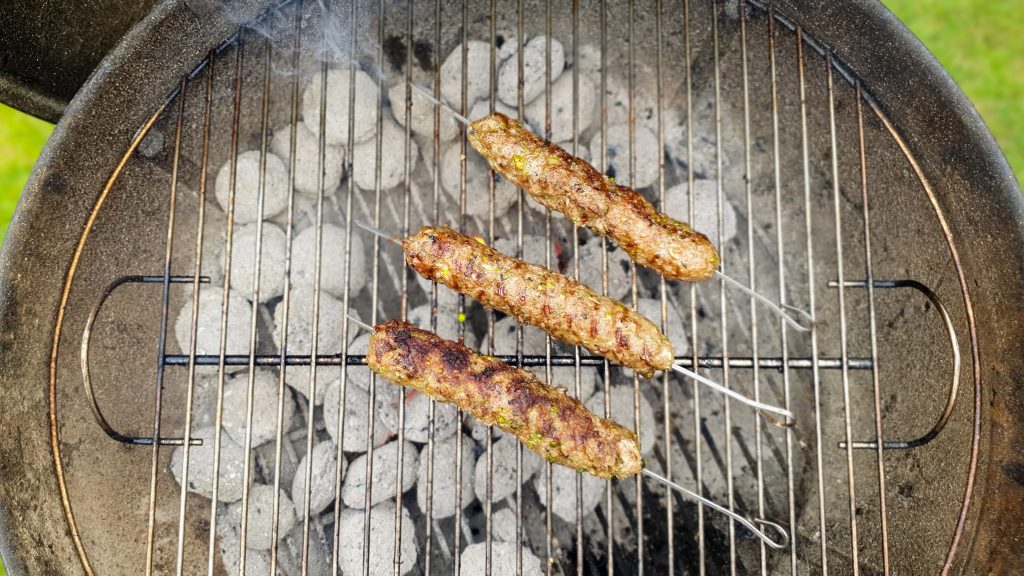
left=0, top=2, right=1020, bottom=574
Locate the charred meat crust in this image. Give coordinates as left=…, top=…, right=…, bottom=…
left=467, top=112, right=720, bottom=282
left=367, top=320, right=643, bottom=479
left=402, top=226, right=675, bottom=376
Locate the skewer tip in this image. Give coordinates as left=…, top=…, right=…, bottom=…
left=354, top=220, right=402, bottom=245
left=407, top=82, right=472, bottom=126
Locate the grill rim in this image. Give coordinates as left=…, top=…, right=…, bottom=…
left=1, top=0, right=1022, bottom=574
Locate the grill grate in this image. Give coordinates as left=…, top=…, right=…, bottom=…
left=49, top=0, right=978, bottom=574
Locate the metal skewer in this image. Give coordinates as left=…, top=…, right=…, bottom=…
left=348, top=313, right=791, bottom=550
left=408, top=81, right=814, bottom=333
left=354, top=221, right=794, bottom=427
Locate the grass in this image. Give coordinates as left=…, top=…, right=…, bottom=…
left=883, top=0, right=1024, bottom=188
left=0, top=3, right=1020, bottom=574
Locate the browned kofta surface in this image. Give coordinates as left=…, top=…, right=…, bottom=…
left=468, top=112, right=720, bottom=282
left=367, top=320, right=643, bottom=479
left=402, top=226, right=675, bottom=377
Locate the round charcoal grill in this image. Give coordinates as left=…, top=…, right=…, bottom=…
left=2, top=0, right=1023, bottom=574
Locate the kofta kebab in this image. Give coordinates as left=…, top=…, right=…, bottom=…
left=343, top=92, right=812, bottom=549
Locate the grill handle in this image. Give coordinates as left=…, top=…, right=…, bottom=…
left=831, top=279, right=961, bottom=450
left=81, top=274, right=208, bottom=447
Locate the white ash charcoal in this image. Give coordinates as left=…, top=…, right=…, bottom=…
left=388, top=82, right=459, bottom=142
left=493, top=315, right=548, bottom=356
left=174, top=285, right=259, bottom=358
left=181, top=367, right=221, bottom=429
left=460, top=542, right=544, bottom=576
left=341, top=439, right=419, bottom=508
left=490, top=507, right=518, bottom=542
left=291, top=440, right=345, bottom=517
left=216, top=506, right=272, bottom=576
left=416, top=434, right=476, bottom=518
left=214, top=150, right=290, bottom=224
left=277, top=524, right=332, bottom=576
left=440, top=142, right=517, bottom=219
left=637, top=297, right=691, bottom=359
left=469, top=98, right=518, bottom=123
left=378, top=387, right=460, bottom=444
left=498, top=36, right=565, bottom=107
left=323, top=379, right=392, bottom=453
left=413, top=275, right=467, bottom=313
left=351, top=116, right=419, bottom=191
left=170, top=425, right=246, bottom=503
left=439, top=40, right=493, bottom=109
left=663, top=106, right=732, bottom=178
left=224, top=484, right=297, bottom=551
left=527, top=365, right=600, bottom=402
left=221, top=367, right=296, bottom=448
left=474, top=433, right=544, bottom=503
left=533, top=459, right=605, bottom=523
left=283, top=365, right=335, bottom=406
left=525, top=73, right=595, bottom=143
left=270, top=123, right=346, bottom=196
left=496, top=33, right=520, bottom=62
left=575, top=43, right=602, bottom=77
left=595, top=73, right=661, bottom=133
left=336, top=501, right=418, bottom=576
left=492, top=234, right=553, bottom=266
left=585, top=384, right=657, bottom=455
left=589, top=122, right=660, bottom=190
left=406, top=303, right=479, bottom=350
left=302, top=68, right=379, bottom=146
left=470, top=419, right=504, bottom=443
left=574, top=235, right=633, bottom=301
left=271, top=285, right=345, bottom=355
left=663, top=179, right=738, bottom=245
left=229, top=222, right=287, bottom=302
left=342, top=332, right=373, bottom=392
left=290, top=223, right=367, bottom=299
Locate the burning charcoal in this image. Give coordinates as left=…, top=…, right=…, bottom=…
left=498, top=36, right=565, bottom=107
left=440, top=141, right=517, bottom=219
left=533, top=461, right=605, bottom=523
left=474, top=434, right=544, bottom=503
left=336, top=501, right=418, bottom=576
left=270, top=123, right=346, bottom=196
left=323, top=379, right=391, bottom=453
left=182, top=367, right=221, bottom=429
left=221, top=367, right=296, bottom=448
left=415, top=434, right=476, bottom=518
left=525, top=73, right=595, bottom=143
left=586, top=384, right=657, bottom=455
left=493, top=316, right=549, bottom=356
left=291, top=440, right=345, bottom=517
left=460, top=542, right=544, bottom=576
left=589, top=122, right=660, bottom=190
left=170, top=425, right=246, bottom=503
left=214, top=150, right=290, bottom=224
left=229, top=222, right=288, bottom=302
left=663, top=179, right=738, bottom=245
left=302, top=68, right=379, bottom=146
left=351, top=116, right=419, bottom=191
left=283, top=308, right=365, bottom=406
left=216, top=507, right=273, bottom=576
left=173, top=285, right=258, bottom=360
left=663, top=104, right=732, bottom=179
left=388, top=82, right=460, bottom=142
left=290, top=223, right=367, bottom=299
left=574, top=235, right=633, bottom=301
left=341, top=440, right=419, bottom=508
left=271, top=285, right=345, bottom=355
left=378, top=388, right=460, bottom=444
left=439, top=40, right=492, bottom=109
left=222, top=483, right=297, bottom=551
